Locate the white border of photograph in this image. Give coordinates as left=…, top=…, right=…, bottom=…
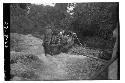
left=0, top=0, right=124, bottom=83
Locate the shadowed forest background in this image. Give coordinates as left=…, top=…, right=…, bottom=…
left=10, top=3, right=118, bottom=51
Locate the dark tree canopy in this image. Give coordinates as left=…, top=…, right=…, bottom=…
left=10, top=3, right=119, bottom=49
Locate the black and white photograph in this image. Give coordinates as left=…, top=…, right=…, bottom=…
left=3, top=2, right=120, bottom=81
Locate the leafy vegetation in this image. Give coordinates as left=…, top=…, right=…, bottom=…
left=10, top=3, right=119, bottom=54
left=10, top=3, right=119, bottom=80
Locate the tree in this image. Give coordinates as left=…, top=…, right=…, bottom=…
left=71, top=3, right=118, bottom=41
